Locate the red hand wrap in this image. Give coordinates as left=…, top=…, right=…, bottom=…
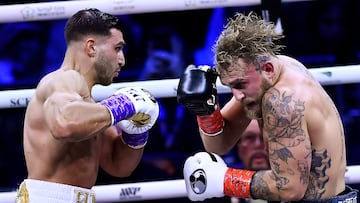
left=196, top=106, right=224, bottom=136
left=224, top=168, right=256, bottom=198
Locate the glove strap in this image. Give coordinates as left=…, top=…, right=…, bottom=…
left=115, top=125, right=149, bottom=149
left=121, top=131, right=149, bottom=149
left=196, top=106, right=224, bottom=136
left=224, top=168, right=256, bottom=198
left=100, top=94, right=136, bottom=125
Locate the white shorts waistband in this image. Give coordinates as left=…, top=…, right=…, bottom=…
left=17, top=179, right=96, bottom=203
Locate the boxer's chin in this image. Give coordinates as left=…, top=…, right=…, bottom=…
left=245, top=104, right=261, bottom=120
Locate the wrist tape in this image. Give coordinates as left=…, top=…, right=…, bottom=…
left=100, top=94, right=136, bottom=125
left=224, top=168, right=256, bottom=198
left=196, top=106, right=224, bottom=136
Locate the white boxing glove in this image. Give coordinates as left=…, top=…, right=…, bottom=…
left=114, top=87, right=159, bottom=134
left=183, top=152, right=228, bottom=201
left=184, top=152, right=256, bottom=201
left=100, top=87, right=159, bottom=149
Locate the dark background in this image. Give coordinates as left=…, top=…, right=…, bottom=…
left=0, top=0, right=359, bottom=202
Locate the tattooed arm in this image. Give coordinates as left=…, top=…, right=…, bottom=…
left=250, top=87, right=312, bottom=201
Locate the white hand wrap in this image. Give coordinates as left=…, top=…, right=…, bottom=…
left=183, top=152, right=228, bottom=201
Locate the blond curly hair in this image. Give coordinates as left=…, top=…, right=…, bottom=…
left=213, top=12, right=284, bottom=71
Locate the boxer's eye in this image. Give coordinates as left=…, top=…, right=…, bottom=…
left=233, top=82, right=247, bottom=90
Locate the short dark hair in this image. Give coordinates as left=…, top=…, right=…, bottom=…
left=64, top=8, right=123, bottom=44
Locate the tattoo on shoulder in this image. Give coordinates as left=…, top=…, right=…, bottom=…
left=259, top=88, right=309, bottom=194
left=263, top=88, right=306, bottom=161
left=258, top=89, right=333, bottom=200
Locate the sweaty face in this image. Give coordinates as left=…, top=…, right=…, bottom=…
left=94, top=29, right=125, bottom=86
left=220, top=61, right=271, bottom=119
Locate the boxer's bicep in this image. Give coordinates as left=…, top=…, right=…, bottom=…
left=43, top=91, right=82, bottom=135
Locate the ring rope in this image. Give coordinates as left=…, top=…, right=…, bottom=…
left=2, top=64, right=360, bottom=109
left=0, top=0, right=307, bottom=23
left=0, top=165, right=359, bottom=202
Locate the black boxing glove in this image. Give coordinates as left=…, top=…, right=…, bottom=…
left=177, top=65, right=224, bottom=136
left=177, top=64, right=218, bottom=115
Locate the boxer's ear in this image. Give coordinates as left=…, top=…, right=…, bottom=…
left=261, top=61, right=275, bottom=81
left=261, top=61, right=274, bottom=74
left=85, top=38, right=96, bottom=57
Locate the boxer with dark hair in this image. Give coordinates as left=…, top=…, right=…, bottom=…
left=16, top=8, right=159, bottom=203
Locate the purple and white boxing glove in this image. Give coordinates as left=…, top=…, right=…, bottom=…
left=100, top=87, right=159, bottom=148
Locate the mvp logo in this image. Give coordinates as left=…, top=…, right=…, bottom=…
left=119, top=187, right=141, bottom=197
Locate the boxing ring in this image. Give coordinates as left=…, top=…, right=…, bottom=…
left=0, top=0, right=360, bottom=202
